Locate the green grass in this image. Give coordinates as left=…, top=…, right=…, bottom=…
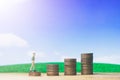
left=0, top=62, right=120, bottom=73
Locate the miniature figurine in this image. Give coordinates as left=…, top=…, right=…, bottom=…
left=30, top=52, right=36, bottom=72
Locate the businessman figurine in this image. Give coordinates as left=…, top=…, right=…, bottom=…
left=30, top=52, right=36, bottom=72
left=29, top=52, right=41, bottom=76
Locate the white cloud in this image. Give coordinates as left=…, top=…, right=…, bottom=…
left=0, top=33, right=28, bottom=47
left=94, top=55, right=120, bottom=64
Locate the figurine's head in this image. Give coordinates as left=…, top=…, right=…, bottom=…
left=33, top=52, right=36, bottom=56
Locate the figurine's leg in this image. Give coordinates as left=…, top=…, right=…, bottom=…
left=30, top=65, right=32, bottom=71
left=33, top=62, right=35, bottom=71
left=30, top=62, right=34, bottom=71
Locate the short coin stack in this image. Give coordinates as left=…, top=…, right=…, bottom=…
left=47, top=64, right=59, bottom=76
left=29, top=71, right=41, bottom=76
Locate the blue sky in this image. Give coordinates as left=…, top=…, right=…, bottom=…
left=0, top=0, right=120, bottom=65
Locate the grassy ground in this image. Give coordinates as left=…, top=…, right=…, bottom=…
left=0, top=62, right=120, bottom=73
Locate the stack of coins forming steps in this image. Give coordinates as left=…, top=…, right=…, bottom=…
left=47, top=64, right=59, bottom=76
left=64, top=58, right=76, bottom=75
left=81, top=53, right=93, bottom=75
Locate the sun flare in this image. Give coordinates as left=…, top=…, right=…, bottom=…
left=0, top=0, right=28, bottom=8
